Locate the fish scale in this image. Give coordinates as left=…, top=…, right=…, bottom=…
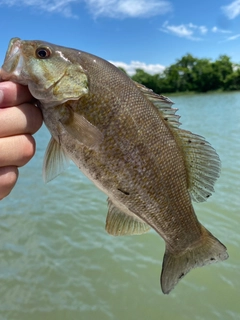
left=0, top=38, right=228, bottom=294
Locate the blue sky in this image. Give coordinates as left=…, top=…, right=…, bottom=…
left=1, top=0, right=240, bottom=74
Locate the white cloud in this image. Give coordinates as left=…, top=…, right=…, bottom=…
left=0, top=0, right=172, bottom=18
left=187, top=23, right=207, bottom=34
left=212, top=26, right=231, bottom=34
left=110, top=60, right=165, bottom=75
left=225, top=34, right=240, bottom=41
left=199, top=26, right=208, bottom=35
left=219, top=33, right=240, bottom=43
left=0, top=0, right=78, bottom=18
left=222, top=0, right=240, bottom=19
left=160, top=21, right=207, bottom=40
left=86, top=0, right=172, bottom=18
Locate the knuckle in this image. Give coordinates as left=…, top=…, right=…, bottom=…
left=19, top=135, right=36, bottom=166
left=0, top=167, right=18, bottom=200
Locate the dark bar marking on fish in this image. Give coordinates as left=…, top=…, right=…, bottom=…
left=117, top=188, right=130, bottom=196
left=179, top=273, right=185, bottom=280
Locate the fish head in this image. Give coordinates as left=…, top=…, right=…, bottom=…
left=1, top=38, right=88, bottom=106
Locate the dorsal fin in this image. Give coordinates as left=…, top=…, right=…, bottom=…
left=134, top=82, right=220, bottom=202
left=106, top=199, right=150, bottom=236
left=134, top=82, right=181, bottom=128
left=177, top=129, right=221, bottom=202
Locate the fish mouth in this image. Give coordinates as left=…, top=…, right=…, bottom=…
left=0, top=38, right=25, bottom=83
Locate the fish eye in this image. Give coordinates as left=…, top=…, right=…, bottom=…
left=36, top=47, right=51, bottom=59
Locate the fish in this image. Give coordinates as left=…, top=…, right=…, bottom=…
left=0, top=38, right=228, bottom=294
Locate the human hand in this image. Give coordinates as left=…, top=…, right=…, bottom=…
left=0, top=79, right=43, bottom=200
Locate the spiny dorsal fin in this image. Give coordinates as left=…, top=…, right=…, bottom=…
left=43, top=137, right=69, bottom=182
left=177, top=129, right=221, bottom=202
left=134, top=82, right=181, bottom=128
left=106, top=198, right=150, bottom=236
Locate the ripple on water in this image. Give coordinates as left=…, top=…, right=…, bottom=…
left=0, top=92, right=240, bottom=320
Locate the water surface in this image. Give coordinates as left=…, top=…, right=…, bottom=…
left=0, top=92, right=239, bottom=320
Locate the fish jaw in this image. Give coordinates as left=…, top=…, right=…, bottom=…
left=1, top=38, right=27, bottom=85
left=1, top=37, right=54, bottom=93
left=1, top=38, right=89, bottom=106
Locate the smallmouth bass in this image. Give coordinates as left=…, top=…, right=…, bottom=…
left=0, top=38, right=228, bottom=294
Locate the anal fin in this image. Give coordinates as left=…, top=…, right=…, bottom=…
left=106, top=199, right=150, bottom=236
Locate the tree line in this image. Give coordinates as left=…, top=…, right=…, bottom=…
left=122, top=54, right=240, bottom=94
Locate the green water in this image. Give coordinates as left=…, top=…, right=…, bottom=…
left=0, top=92, right=239, bottom=320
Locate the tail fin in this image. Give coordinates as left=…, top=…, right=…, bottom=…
left=160, top=228, right=228, bottom=294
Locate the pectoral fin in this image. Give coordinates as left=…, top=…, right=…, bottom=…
left=106, top=199, right=150, bottom=236
left=60, top=112, right=103, bottom=150
left=43, top=137, right=69, bottom=182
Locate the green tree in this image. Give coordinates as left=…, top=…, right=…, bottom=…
left=175, top=53, right=197, bottom=69
left=130, top=53, right=239, bottom=94
left=191, top=58, right=216, bottom=92
left=159, top=54, right=198, bottom=92
left=161, top=65, right=182, bottom=92
left=224, top=67, right=240, bottom=90
left=212, top=55, right=233, bottom=89
left=131, top=69, right=161, bottom=94
left=118, top=67, right=128, bottom=74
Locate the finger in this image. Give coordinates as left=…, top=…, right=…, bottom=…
left=0, top=166, right=19, bottom=200
left=0, top=81, right=33, bottom=107
left=0, top=103, right=43, bottom=137
left=0, top=134, right=36, bottom=167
